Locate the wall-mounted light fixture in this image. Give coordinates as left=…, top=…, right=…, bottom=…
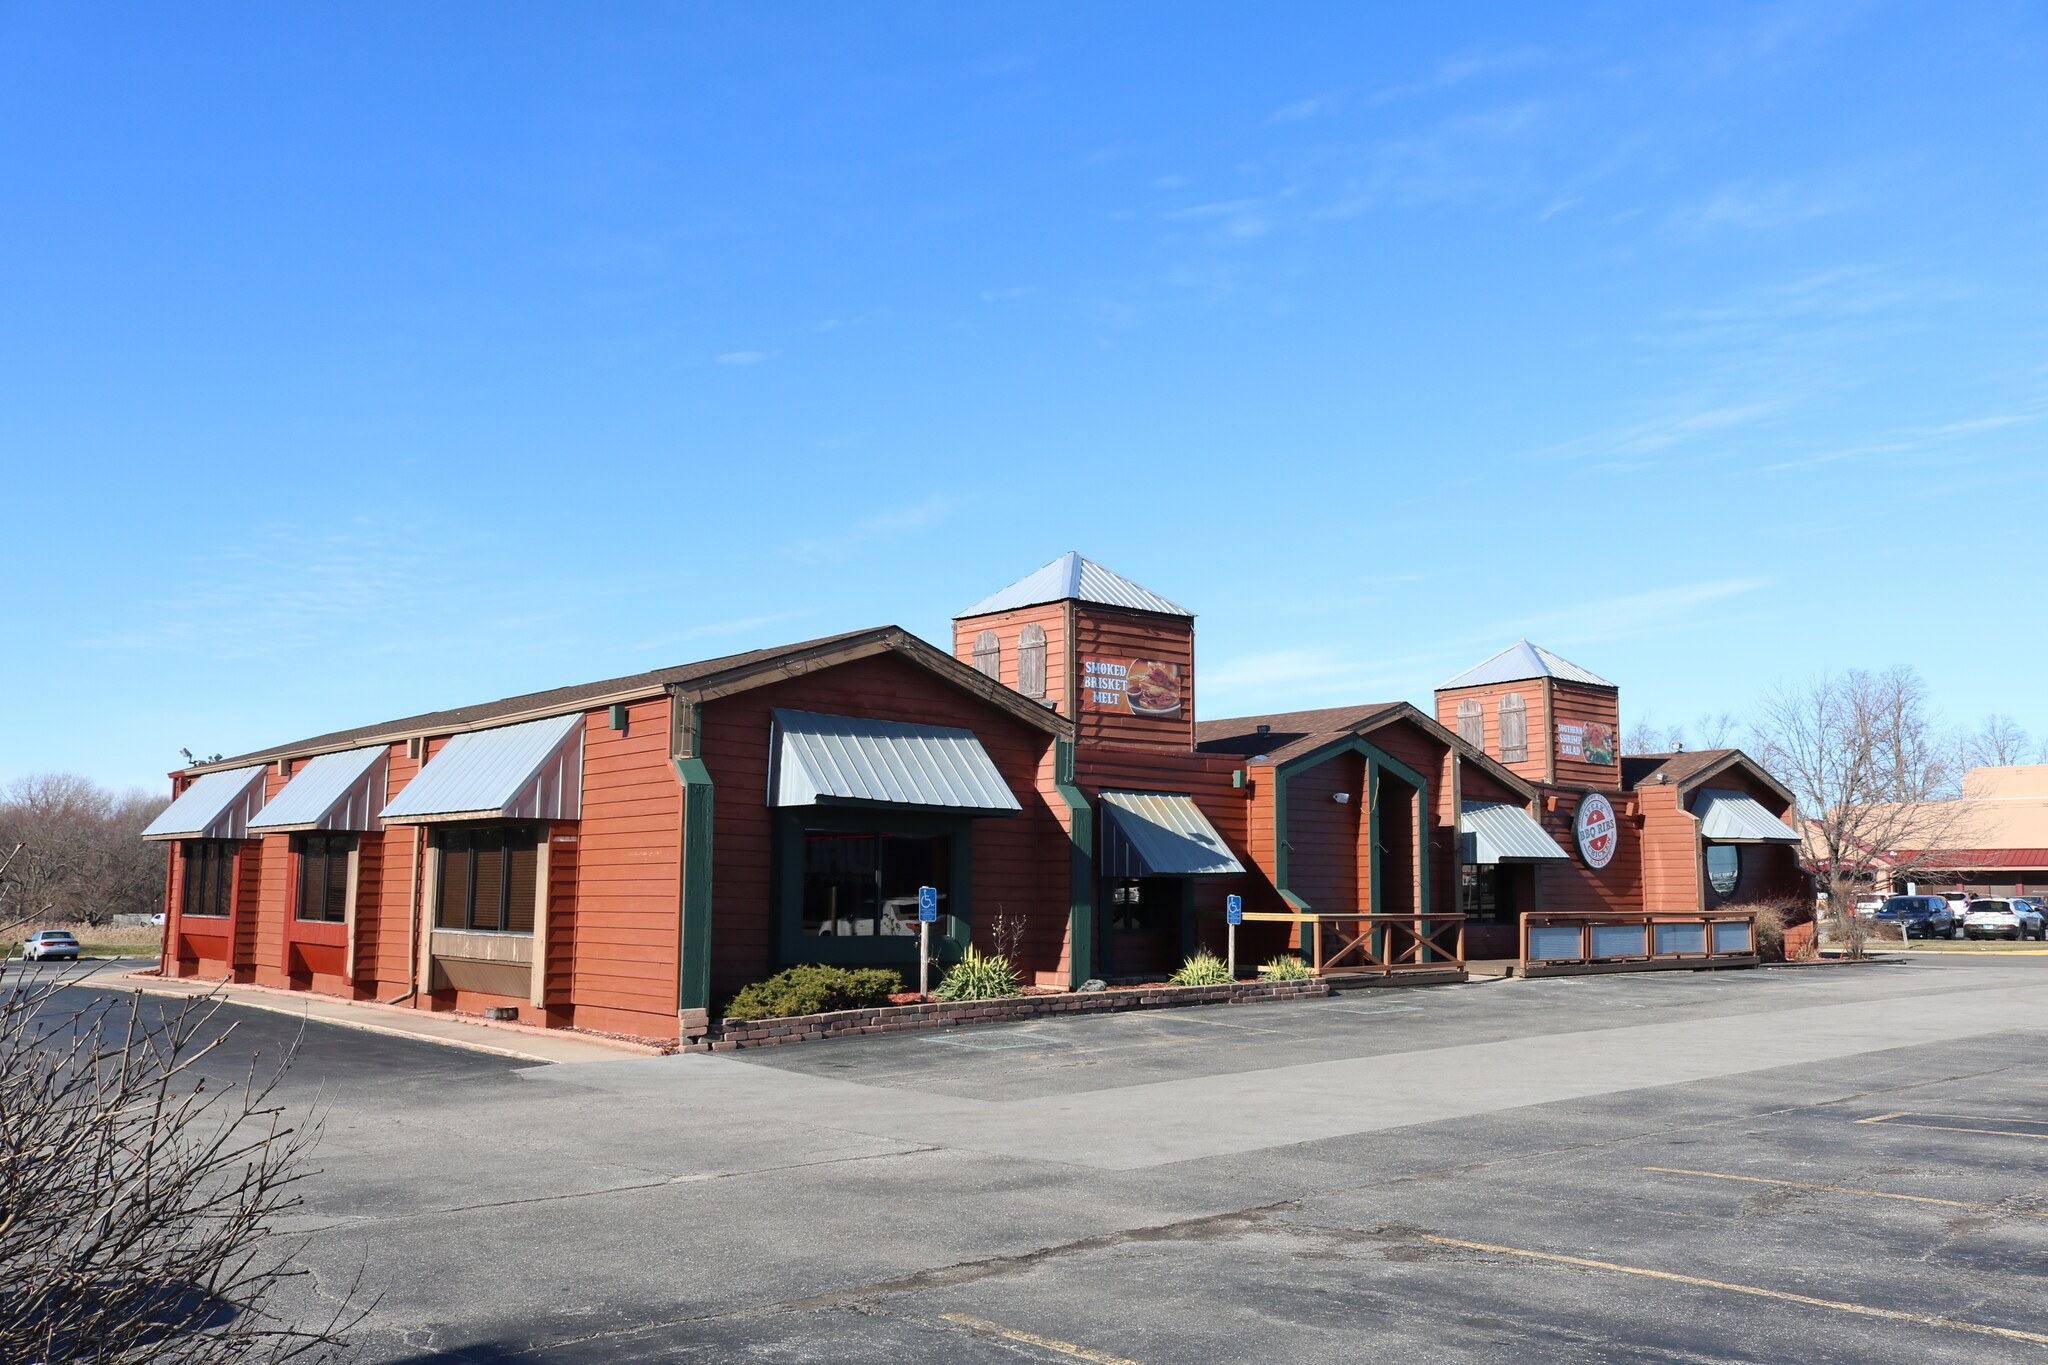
left=609, top=704, right=630, bottom=735
left=1333, top=791, right=1351, bottom=804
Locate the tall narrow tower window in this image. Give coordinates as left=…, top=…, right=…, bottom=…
left=1498, top=692, right=1528, bottom=763
left=971, top=630, right=1001, bottom=681
left=1017, top=623, right=1046, bottom=698
left=1455, top=698, right=1483, bottom=747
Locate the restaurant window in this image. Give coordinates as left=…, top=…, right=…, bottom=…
left=1017, top=623, right=1046, bottom=699
left=802, top=831, right=951, bottom=936
left=1706, top=844, right=1740, bottom=897
left=179, top=841, right=237, bottom=918
left=1105, top=878, right=1177, bottom=934
left=1456, top=698, right=1484, bottom=747
left=971, top=630, right=1001, bottom=681
left=435, top=825, right=540, bottom=933
left=296, top=832, right=357, bottom=923
left=1498, top=692, right=1528, bottom=763
left=1460, top=864, right=1517, bottom=922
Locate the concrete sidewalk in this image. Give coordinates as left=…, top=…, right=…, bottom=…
left=120, top=971, right=654, bottom=1064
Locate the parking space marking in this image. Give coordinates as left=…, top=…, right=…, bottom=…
left=1306, top=1004, right=1426, bottom=1017
left=1644, top=1167, right=2048, bottom=1217
left=941, top=1313, right=1148, bottom=1364
left=1417, top=1235, right=2048, bottom=1347
left=925, top=1033, right=1060, bottom=1050
left=1857, top=1111, right=2048, bottom=1139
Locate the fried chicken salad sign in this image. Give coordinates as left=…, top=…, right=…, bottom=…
left=1574, top=792, right=1619, bottom=869
left=1082, top=657, right=1183, bottom=719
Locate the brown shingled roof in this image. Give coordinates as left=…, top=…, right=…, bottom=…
left=196, top=627, right=892, bottom=772
left=1194, top=704, right=1405, bottom=764
left=1624, top=748, right=1794, bottom=804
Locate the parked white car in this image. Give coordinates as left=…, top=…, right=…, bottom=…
left=20, top=930, right=81, bottom=961
left=1962, top=899, right=2047, bottom=941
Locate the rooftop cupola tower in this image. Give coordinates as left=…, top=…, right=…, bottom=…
left=953, top=552, right=1195, bottom=752
left=1434, top=640, right=1621, bottom=789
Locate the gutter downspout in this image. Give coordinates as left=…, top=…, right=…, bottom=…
left=1052, top=738, right=1093, bottom=989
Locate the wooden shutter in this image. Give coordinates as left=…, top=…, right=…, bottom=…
left=971, top=629, right=1001, bottom=680
left=505, top=828, right=539, bottom=933
left=1499, top=693, right=1527, bottom=763
left=1017, top=623, right=1046, bottom=698
left=1456, top=698, right=1483, bottom=747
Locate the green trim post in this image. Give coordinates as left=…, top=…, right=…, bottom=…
left=673, top=755, right=715, bottom=1013
left=1054, top=739, right=1095, bottom=988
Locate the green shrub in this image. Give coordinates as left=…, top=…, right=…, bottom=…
left=1258, top=955, right=1314, bottom=981
left=1168, top=949, right=1234, bottom=986
left=722, top=964, right=903, bottom=1022
left=932, top=948, right=1021, bottom=1002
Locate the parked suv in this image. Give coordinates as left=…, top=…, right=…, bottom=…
left=20, top=930, right=81, bottom=961
left=1962, top=899, right=2047, bottom=941
left=1873, top=895, right=1958, bottom=939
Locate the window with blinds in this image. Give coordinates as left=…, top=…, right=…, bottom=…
left=295, top=832, right=357, bottom=924
left=434, top=825, right=541, bottom=933
left=1455, top=698, right=1484, bottom=747
left=971, top=629, right=1001, bottom=681
left=179, top=841, right=237, bottom=918
left=1017, top=623, right=1046, bottom=698
left=1498, top=692, right=1528, bottom=763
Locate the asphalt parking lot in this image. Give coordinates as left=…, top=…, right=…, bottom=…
left=29, top=955, right=2048, bottom=1363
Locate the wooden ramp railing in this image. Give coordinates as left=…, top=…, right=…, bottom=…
left=1517, top=911, right=1758, bottom=976
left=1235, top=912, right=1467, bottom=979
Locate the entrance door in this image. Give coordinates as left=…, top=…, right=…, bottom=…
left=1103, top=877, right=1186, bottom=978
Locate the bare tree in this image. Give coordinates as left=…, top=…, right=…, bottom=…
left=0, top=971, right=360, bottom=1363
left=0, top=774, right=170, bottom=926
left=1963, top=713, right=2034, bottom=770
left=1751, top=666, right=1979, bottom=958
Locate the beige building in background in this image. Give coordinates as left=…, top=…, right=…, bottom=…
left=1867, top=764, right=2048, bottom=898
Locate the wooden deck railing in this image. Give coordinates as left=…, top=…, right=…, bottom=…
left=1235, top=911, right=1467, bottom=978
left=1517, top=911, right=1757, bottom=976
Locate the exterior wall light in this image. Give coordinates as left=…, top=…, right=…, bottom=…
left=1333, top=792, right=1351, bottom=804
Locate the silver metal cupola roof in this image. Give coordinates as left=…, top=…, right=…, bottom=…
left=955, top=552, right=1192, bottom=619
left=1438, top=640, right=1614, bottom=691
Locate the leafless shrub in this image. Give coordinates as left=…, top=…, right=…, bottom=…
left=985, top=906, right=1027, bottom=965
left=0, top=970, right=361, bottom=1364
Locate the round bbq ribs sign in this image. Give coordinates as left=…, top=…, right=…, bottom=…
left=1575, top=792, right=1618, bottom=869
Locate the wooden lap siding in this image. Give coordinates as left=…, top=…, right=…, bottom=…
left=1637, top=782, right=1701, bottom=913
left=952, top=604, right=1070, bottom=710
left=1549, top=683, right=1624, bottom=791
left=1537, top=791, right=1642, bottom=915
left=561, top=700, right=677, bottom=1038
left=1286, top=754, right=1364, bottom=922
left=1361, top=720, right=1462, bottom=918
left=696, top=652, right=1066, bottom=1000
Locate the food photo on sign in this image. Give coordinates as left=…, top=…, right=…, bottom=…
left=1082, top=657, right=1182, bottom=718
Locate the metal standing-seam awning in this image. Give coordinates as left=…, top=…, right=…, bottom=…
left=1098, top=790, right=1245, bottom=877
left=140, top=766, right=270, bottom=841
left=768, top=709, right=1021, bottom=815
left=1459, top=801, right=1571, bottom=864
left=379, top=713, right=584, bottom=824
left=1692, top=788, right=1800, bottom=843
left=248, top=745, right=390, bottom=833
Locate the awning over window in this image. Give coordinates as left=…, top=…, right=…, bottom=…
left=768, top=709, right=1021, bottom=815
left=1099, top=790, right=1244, bottom=877
left=249, top=745, right=389, bottom=833
left=1693, top=788, right=1799, bottom=843
left=379, top=713, right=584, bottom=824
left=1459, top=801, right=1570, bottom=864
left=140, top=766, right=269, bottom=842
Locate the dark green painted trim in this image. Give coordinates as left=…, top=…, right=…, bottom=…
left=672, top=756, right=715, bottom=1013
left=1053, top=739, right=1095, bottom=988
left=769, top=808, right=974, bottom=969
left=1267, top=733, right=1435, bottom=962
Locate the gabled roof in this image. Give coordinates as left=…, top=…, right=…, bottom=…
left=956, top=552, right=1192, bottom=620
left=1438, top=640, right=1614, bottom=691
left=1196, top=702, right=1538, bottom=799
left=1623, top=748, right=1795, bottom=807
left=185, top=626, right=1069, bottom=776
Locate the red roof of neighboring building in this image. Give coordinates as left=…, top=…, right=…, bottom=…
left=1876, top=849, right=2048, bottom=870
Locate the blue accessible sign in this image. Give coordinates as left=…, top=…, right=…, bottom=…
left=1226, top=894, right=1243, bottom=926
left=918, top=886, right=939, bottom=923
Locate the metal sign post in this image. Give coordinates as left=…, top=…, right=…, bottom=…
left=917, top=885, right=939, bottom=1000
left=1226, top=895, right=1243, bottom=980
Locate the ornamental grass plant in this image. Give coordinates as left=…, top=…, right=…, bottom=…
left=1257, top=955, right=1314, bottom=981
left=932, top=947, right=1021, bottom=1002
left=1167, top=949, right=1233, bottom=986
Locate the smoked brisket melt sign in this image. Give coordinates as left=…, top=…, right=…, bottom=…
left=1082, top=657, right=1183, bottom=718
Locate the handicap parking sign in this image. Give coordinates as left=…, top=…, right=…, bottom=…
left=1226, top=894, right=1242, bottom=926
left=918, top=886, right=939, bottom=922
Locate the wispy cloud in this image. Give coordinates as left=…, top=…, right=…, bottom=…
left=778, top=495, right=965, bottom=563
left=1668, top=172, right=1868, bottom=232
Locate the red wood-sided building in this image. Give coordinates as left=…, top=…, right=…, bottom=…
left=141, top=555, right=1805, bottom=1043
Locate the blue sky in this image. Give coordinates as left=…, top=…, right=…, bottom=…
left=4, top=2, right=2044, bottom=790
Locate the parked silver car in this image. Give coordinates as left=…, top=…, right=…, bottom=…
left=21, top=930, right=81, bottom=961
left=1962, top=899, right=2047, bottom=941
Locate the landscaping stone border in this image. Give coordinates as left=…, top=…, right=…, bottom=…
left=692, top=977, right=1334, bottom=1052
